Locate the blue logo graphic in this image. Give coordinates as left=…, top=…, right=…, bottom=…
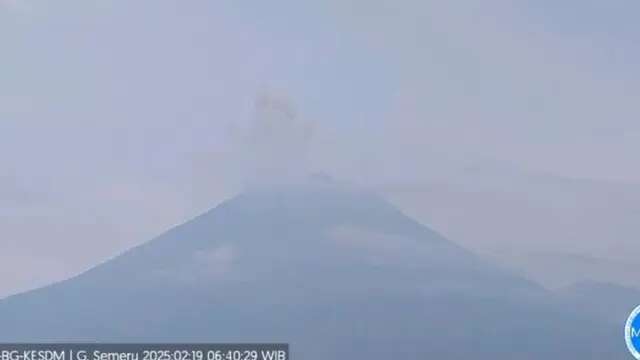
left=626, top=305, right=640, bottom=359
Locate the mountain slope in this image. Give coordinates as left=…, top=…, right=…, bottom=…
left=386, top=166, right=640, bottom=289
left=0, top=179, right=626, bottom=359
left=557, top=281, right=640, bottom=326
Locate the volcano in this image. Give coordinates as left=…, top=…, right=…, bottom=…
left=0, top=177, right=624, bottom=359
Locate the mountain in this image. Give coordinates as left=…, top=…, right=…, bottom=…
left=557, top=281, right=640, bottom=326
left=0, top=178, right=626, bottom=359
left=385, top=166, right=640, bottom=289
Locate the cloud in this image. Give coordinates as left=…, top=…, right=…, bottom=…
left=194, top=245, right=235, bottom=277
left=151, top=245, right=236, bottom=285
left=231, top=92, right=314, bottom=186
left=330, top=225, right=420, bottom=266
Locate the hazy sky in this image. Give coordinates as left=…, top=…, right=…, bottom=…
left=1, top=0, right=639, bottom=297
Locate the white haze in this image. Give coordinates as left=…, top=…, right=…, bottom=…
left=1, top=0, right=639, bottom=296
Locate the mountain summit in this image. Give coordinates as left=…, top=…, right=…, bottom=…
left=0, top=179, right=624, bottom=359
